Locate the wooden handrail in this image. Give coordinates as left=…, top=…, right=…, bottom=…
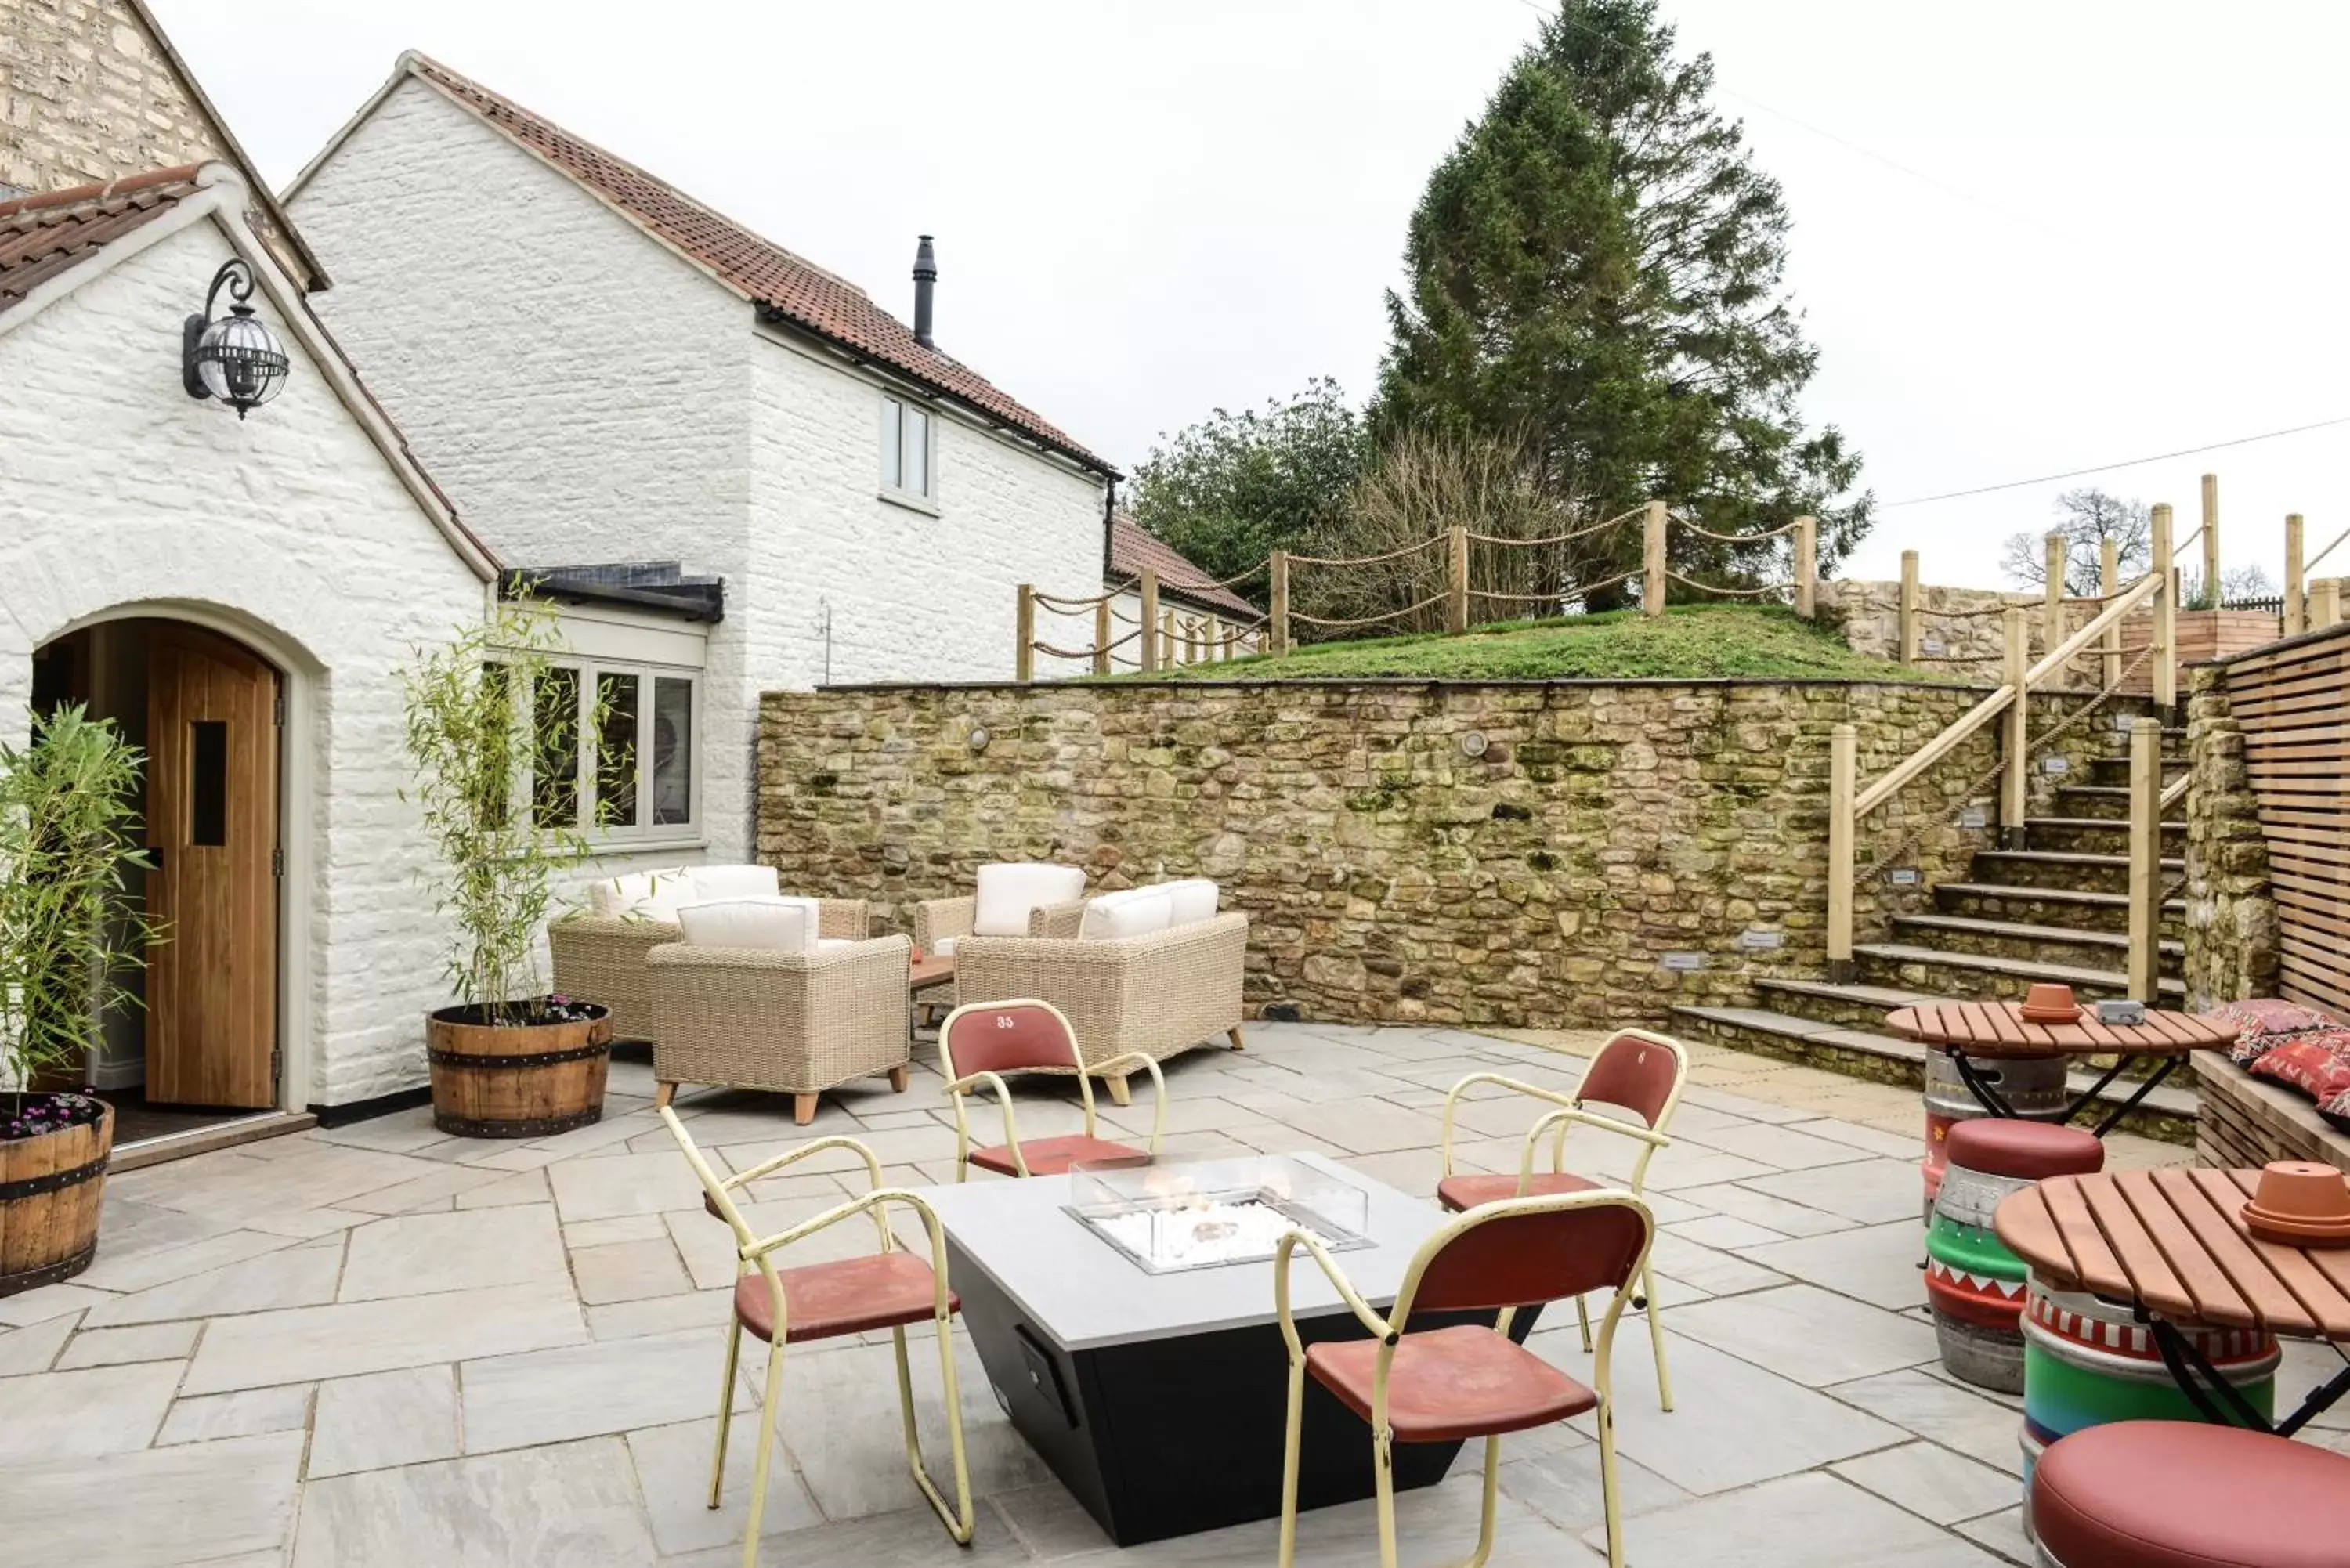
left=2160, top=771, right=2188, bottom=813
left=1853, top=567, right=2165, bottom=818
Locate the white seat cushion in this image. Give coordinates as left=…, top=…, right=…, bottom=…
left=1079, top=889, right=1173, bottom=941
left=591, top=867, right=690, bottom=917
left=929, top=936, right=960, bottom=958
left=1155, top=877, right=1220, bottom=927
left=972, top=862, right=1086, bottom=936
left=686, top=864, right=780, bottom=903
left=675, top=900, right=808, bottom=952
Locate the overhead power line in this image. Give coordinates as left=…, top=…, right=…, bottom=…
left=1882, top=417, right=2350, bottom=508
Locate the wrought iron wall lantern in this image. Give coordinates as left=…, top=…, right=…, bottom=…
left=183, top=259, right=288, bottom=417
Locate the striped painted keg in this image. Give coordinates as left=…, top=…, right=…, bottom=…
left=1925, top=1120, right=2103, bottom=1393
left=2018, top=1278, right=2279, bottom=1504
left=1922, top=1050, right=2069, bottom=1216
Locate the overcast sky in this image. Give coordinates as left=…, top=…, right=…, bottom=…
left=170, top=0, right=2350, bottom=590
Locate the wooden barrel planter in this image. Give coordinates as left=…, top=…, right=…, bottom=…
left=1, top=1101, right=114, bottom=1298
left=427, top=1006, right=612, bottom=1138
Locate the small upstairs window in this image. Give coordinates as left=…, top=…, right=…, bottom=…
left=880, top=395, right=935, bottom=504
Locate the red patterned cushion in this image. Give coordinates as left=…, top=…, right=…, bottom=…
left=2247, top=1031, right=2350, bottom=1103
left=2218, top=999, right=2347, bottom=1064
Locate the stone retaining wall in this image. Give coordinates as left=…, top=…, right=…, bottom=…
left=758, top=678, right=2135, bottom=1028
left=2182, top=663, right=2278, bottom=1010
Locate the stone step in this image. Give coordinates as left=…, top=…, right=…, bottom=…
left=1966, top=848, right=2182, bottom=895
left=1853, top=940, right=2187, bottom=1003
left=2024, top=816, right=2186, bottom=855
left=2088, top=754, right=2188, bottom=787
left=1889, top=912, right=2185, bottom=969
left=1933, top=881, right=2185, bottom=938
left=1665, top=1002, right=2198, bottom=1140
left=2053, top=785, right=2135, bottom=822
left=1755, top=976, right=1937, bottom=1031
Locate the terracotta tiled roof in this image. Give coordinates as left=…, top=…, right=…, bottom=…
left=399, top=54, right=1112, bottom=476
left=1108, top=513, right=1258, bottom=617
left=0, top=165, right=204, bottom=313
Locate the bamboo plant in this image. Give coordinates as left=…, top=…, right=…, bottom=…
left=0, top=704, right=157, bottom=1136
left=400, top=592, right=618, bottom=1027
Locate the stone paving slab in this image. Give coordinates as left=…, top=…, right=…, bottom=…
left=8, top=1021, right=2227, bottom=1566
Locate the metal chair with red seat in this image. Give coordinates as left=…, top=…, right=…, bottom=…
left=1274, top=1187, right=1658, bottom=1568
left=2030, top=1418, right=2350, bottom=1567
left=938, top=998, right=1168, bottom=1180
left=1435, top=1028, right=1689, bottom=1411
left=657, top=1107, right=974, bottom=1568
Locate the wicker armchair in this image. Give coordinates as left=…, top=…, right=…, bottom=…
left=645, top=932, right=911, bottom=1125
left=950, top=912, right=1248, bottom=1104
left=551, top=899, right=868, bottom=1044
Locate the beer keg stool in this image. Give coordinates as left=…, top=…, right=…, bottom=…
left=1925, top=1119, right=2104, bottom=1393
left=2017, top=1279, right=2278, bottom=1503
left=1922, top=1050, right=2069, bottom=1218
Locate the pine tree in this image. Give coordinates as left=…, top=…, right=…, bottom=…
left=1378, top=0, right=1870, bottom=605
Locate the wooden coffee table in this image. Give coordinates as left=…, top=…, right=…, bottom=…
left=909, top=952, right=955, bottom=995
left=1996, top=1167, right=2350, bottom=1434
left=1886, top=1001, right=2236, bottom=1136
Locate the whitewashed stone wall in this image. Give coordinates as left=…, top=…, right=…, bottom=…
left=293, top=74, right=1108, bottom=850
left=0, top=217, right=487, bottom=1106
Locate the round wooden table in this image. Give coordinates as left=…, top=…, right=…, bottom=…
left=1886, top=1001, right=2237, bottom=1136
left=1995, top=1167, right=2350, bottom=1436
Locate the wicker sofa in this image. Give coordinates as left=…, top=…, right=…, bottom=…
left=951, top=909, right=1249, bottom=1104
left=548, top=864, right=866, bottom=1044
left=647, top=930, right=914, bottom=1124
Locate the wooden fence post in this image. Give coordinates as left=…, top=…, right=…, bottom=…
left=2043, top=532, right=2066, bottom=653
left=1827, top=723, right=1856, bottom=981
left=1269, top=549, right=1291, bottom=656
left=2002, top=607, right=2029, bottom=844
left=1014, top=584, right=1036, bottom=681
left=2314, top=578, right=2343, bottom=632
left=1138, top=568, right=1160, bottom=674
left=1162, top=609, right=1179, bottom=667
left=2100, top=534, right=2121, bottom=690
left=1204, top=614, right=1222, bottom=662
left=1899, top=549, right=1920, bottom=663
left=1446, top=524, right=1470, bottom=634
left=1794, top=515, right=1817, bottom=619
left=2127, top=717, right=2162, bottom=1003
left=2201, top=472, right=2221, bottom=606
left=2284, top=513, right=2305, bottom=637
left=1643, top=500, right=1668, bottom=619
left=1093, top=600, right=1112, bottom=676
left=2151, top=502, right=2177, bottom=713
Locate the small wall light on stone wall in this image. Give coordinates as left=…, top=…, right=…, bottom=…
left=1459, top=732, right=1489, bottom=759
left=183, top=258, right=288, bottom=418
left=967, top=726, right=991, bottom=753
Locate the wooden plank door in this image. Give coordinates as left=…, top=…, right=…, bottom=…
left=146, top=625, right=278, bottom=1107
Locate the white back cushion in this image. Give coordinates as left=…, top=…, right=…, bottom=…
left=1156, top=878, right=1220, bottom=927
left=688, top=864, right=780, bottom=903
left=973, top=862, right=1086, bottom=936
left=676, top=900, right=808, bottom=952
left=768, top=895, right=823, bottom=953
left=1079, top=889, right=1173, bottom=941
left=591, top=868, right=689, bottom=917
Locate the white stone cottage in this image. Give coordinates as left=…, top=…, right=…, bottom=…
left=284, top=52, right=1119, bottom=862
left=0, top=163, right=497, bottom=1118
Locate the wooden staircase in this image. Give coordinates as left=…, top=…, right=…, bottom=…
left=1672, top=732, right=2201, bottom=1136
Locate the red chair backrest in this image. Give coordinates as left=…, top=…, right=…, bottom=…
left=942, top=1001, right=1081, bottom=1078
left=1576, top=1031, right=1679, bottom=1129
left=1412, top=1201, right=1649, bottom=1315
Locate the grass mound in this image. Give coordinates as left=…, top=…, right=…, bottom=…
left=1123, top=604, right=1957, bottom=683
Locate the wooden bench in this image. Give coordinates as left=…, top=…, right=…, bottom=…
left=2195, top=1051, right=2350, bottom=1176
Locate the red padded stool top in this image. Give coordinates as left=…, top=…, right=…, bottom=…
left=1946, top=1117, right=2104, bottom=1180
left=2032, top=1420, right=2350, bottom=1568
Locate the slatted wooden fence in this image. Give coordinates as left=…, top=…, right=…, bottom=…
left=2223, top=621, right=2350, bottom=1014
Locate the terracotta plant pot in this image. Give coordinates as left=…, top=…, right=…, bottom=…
left=2020, top=983, right=2081, bottom=1025
left=426, top=1003, right=612, bottom=1138
left=2243, top=1161, right=2350, bottom=1246
left=0, top=1097, right=114, bottom=1298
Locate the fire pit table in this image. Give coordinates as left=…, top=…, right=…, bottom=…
left=902, top=1152, right=1542, bottom=1545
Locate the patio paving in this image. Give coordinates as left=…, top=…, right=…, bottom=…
left=5, top=1020, right=2320, bottom=1566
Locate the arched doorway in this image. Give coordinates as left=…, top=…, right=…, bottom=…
left=32, top=617, right=284, bottom=1141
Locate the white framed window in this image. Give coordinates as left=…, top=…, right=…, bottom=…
left=880, top=394, right=935, bottom=504
left=528, top=660, right=700, bottom=841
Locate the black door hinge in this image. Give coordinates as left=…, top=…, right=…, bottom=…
left=271, top=847, right=284, bottom=877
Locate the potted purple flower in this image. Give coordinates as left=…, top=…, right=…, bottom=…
left=0, top=705, right=158, bottom=1295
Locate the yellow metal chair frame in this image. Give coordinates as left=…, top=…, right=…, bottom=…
left=658, top=1107, right=974, bottom=1567
left=1436, top=1027, right=1689, bottom=1411
left=1274, top=1188, right=1657, bottom=1568
left=938, top=997, right=1168, bottom=1180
